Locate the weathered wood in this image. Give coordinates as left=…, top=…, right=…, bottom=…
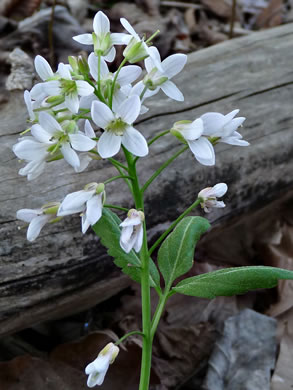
left=1, top=23, right=293, bottom=336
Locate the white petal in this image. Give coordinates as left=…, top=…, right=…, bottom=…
left=122, top=126, right=148, bottom=157
left=88, top=53, right=109, bottom=80
left=224, top=109, right=239, bottom=123
left=27, top=215, right=50, bottom=241
left=73, top=34, right=93, bottom=45
left=58, top=190, right=93, bottom=216
left=161, top=80, right=184, bottom=101
left=30, top=83, right=47, bottom=101
left=61, top=143, right=80, bottom=168
left=116, top=65, right=142, bottom=85
left=120, top=18, right=139, bottom=39
left=148, top=46, right=164, bottom=73
left=201, top=112, right=226, bottom=136
left=81, top=214, right=91, bottom=234
left=43, top=80, right=61, bottom=96
left=79, top=94, right=97, bottom=109
left=103, top=46, right=116, bottom=62
left=17, top=208, right=41, bottom=223
left=212, top=183, right=228, bottom=197
left=34, top=55, right=53, bottom=81
left=162, top=53, right=187, bottom=79
left=120, top=216, right=141, bottom=227
left=13, top=139, right=48, bottom=160
left=91, top=101, right=114, bottom=128
left=85, top=120, right=96, bottom=138
left=24, top=90, right=35, bottom=120
left=65, top=94, right=79, bottom=114
left=111, top=32, right=131, bottom=45
left=76, top=80, right=94, bottom=96
left=180, top=119, right=203, bottom=141
left=133, top=226, right=143, bottom=252
left=93, top=11, right=110, bottom=35
left=120, top=226, right=135, bottom=253
left=58, top=63, right=71, bottom=79
left=98, top=131, right=121, bottom=158
left=31, top=124, right=52, bottom=143
left=213, top=201, right=226, bottom=208
left=74, top=153, right=92, bottom=172
left=69, top=133, right=96, bottom=151
left=116, top=95, right=140, bottom=124
left=222, top=117, right=246, bottom=137
left=39, top=112, right=62, bottom=134
left=86, top=194, right=102, bottom=225
left=188, top=137, right=215, bottom=166
left=145, top=46, right=161, bottom=73
left=220, top=137, right=249, bottom=146
left=19, top=159, right=46, bottom=180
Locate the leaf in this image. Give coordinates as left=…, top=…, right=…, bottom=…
left=157, top=216, right=210, bottom=287
left=173, top=266, right=293, bottom=299
left=92, top=209, right=161, bottom=290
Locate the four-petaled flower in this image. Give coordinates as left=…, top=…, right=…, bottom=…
left=201, top=109, right=249, bottom=146
left=198, top=183, right=228, bottom=213
left=91, top=95, right=148, bottom=158
left=58, top=183, right=105, bottom=233
left=171, top=119, right=215, bottom=166
left=73, top=11, right=129, bottom=61
left=120, top=209, right=144, bottom=253
left=143, top=46, right=187, bottom=101
left=16, top=202, right=60, bottom=241
left=85, top=342, right=119, bottom=387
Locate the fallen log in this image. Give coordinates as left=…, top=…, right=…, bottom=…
left=0, top=23, right=293, bottom=336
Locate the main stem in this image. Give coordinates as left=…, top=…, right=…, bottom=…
left=124, top=149, right=152, bottom=390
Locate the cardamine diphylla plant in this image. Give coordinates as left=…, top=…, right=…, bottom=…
left=13, top=11, right=293, bottom=389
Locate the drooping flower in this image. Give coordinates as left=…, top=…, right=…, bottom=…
left=201, top=109, right=249, bottom=146
left=120, top=18, right=163, bottom=71
left=57, top=182, right=105, bottom=233
left=16, top=202, right=60, bottom=241
left=85, top=342, right=119, bottom=387
left=120, top=209, right=144, bottom=253
left=91, top=95, right=148, bottom=158
left=73, top=11, right=129, bottom=61
left=171, top=119, right=215, bottom=166
left=143, top=46, right=187, bottom=101
left=198, top=183, right=228, bottom=213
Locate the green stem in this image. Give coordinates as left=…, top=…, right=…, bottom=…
left=149, top=198, right=201, bottom=256
left=108, top=158, right=128, bottom=172
left=104, top=204, right=128, bottom=212
left=150, top=292, right=169, bottom=339
left=141, top=145, right=188, bottom=194
left=115, top=331, right=144, bottom=346
left=104, top=175, right=134, bottom=184
left=148, top=129, right=170, bottom=147
left=123, top=148, right=152, bottom=390
left=140, top=85, right=148, bottom=100
left=109, top=58, right=128, bottom=109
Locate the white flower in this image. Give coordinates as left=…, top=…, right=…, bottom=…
left=85, top=342, right=119, bottom=387
left=120, top=209, right=144, bottom=253
left=43, top=63, right=94, bottom=114
left=57, top=182, right=105, bottom=233
left=73, top=11, right=128, bottom=61
left=143, top=46, right=187, bottom=101
left=16, top=202, right=60, bottom=241
left=171, top=119, right=215, bottom=166
left=198, top=183, right=228, bottom=213
left=34, top=55, right=54, bottom=81
left=91, top=96, right=148, bottom=158
left=88, top=52, right=142, bottom=103
left=121, top=18, right=163, bottom=71
left=201, top=109, right=249, bottom=146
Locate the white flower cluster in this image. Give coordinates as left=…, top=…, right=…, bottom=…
left=14, top=10, right=248, bottom=243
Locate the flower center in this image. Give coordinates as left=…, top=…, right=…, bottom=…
left=106, top=118, right=127, bottom=136
left=60, top=79, right=77, bottom=96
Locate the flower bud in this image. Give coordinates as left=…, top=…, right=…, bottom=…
left=123, top=38, right=149, bottom=63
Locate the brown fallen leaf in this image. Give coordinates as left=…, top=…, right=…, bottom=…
left=255, top=0, right=284, bottom=28
left=200, top=0, right=232, bottom=19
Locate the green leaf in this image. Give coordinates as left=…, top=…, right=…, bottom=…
left=157, top=216, right=210, bottom=287
left=92, top=209, right=161, bottom=290
left=173, top=266, right=293, bottom=298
